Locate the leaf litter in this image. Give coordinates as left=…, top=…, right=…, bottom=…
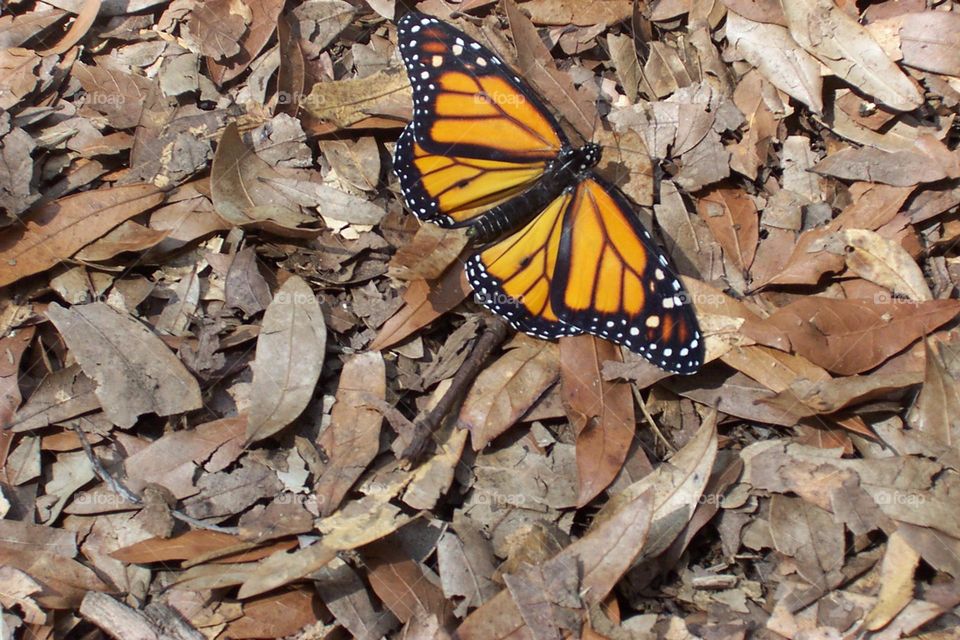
left=2, top=0, right=960, bottom=638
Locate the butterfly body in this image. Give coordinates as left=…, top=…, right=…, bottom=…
left=393, top=11, right=704, bottom=374
left=466, top=143, right=601, bottom=245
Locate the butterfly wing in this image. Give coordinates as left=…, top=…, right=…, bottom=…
left=466, top=190, right=583, bottom=340
left=553, top=177, right=703, bottom=374
left=394, top=12, right=567, bottom=226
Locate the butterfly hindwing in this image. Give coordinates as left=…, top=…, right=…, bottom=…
left=466, top=190, right=582, bottom=340
left=553, top=178, right=704, bottom=374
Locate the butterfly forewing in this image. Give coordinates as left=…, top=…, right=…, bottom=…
left=393, top=12, right=567, bottom=226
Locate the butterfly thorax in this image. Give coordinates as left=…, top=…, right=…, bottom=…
left=465, top=143, right=602, bottom=246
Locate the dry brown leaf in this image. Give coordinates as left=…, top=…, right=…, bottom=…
left=504, top=0, right=596, bottom=138
left=460, top=335, right=560, bottom=450
left=770, top=494, right=845, bottom=590
left=221, top=587, right=322, bottom=638
left=45, top=302, right=202, bottom=428
left=236, top=541, right=336, bottom=599
left=314, top=351, right=385, bottom=516
left=696, top=187, right=759, bottom=273
left=0, top=184, right=164, bottom=287
left=210, top=123, right=313, bottom=229
left=596, top=414, right=717, bottom=564
left=749, top=297, right=960, bottom=375
left=205, top=0, right=286, bottom=85
left=898, top=11, right=960, bottom=77
left=110, top=529, right=242, bottom=563
left=559, top=335, right=636, bottom=507
left=184, top=0, right=245, bottom=61
left=303, top=66, right=411, bottom=129
left=782, top=0, right=922, bottom=111
left=370, top=267, right=471, bottom=351
left=123, top=417, right=245, bottom=498
left=907, top=339, right=960, bottom=447
left=9, top=365, right=100, bottom=432
left=364, top=539, right=453, bottom=626
left=814, top=147, right=948, bottom=187
left=246, top=276, right=327, bottom=443
left=457, top=490, right=654, bottom=639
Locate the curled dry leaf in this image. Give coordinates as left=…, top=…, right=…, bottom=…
left=45, top=302, right=202, bottom=428
left=210, top=123, right=314, bottom=230
left=596, top=413, right=717, bottom=565
left=246, top=276, right=327, bottom=443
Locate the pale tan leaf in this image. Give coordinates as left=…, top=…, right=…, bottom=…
left=863, top=530, right=920, bottom=630
left=725, top=11, right=823, bottom=113
left=246, top=276, right=327, bottom=443
left=782, top=0, right=923, bottom=111
left=839, top=228, right=932, bottom=301
left=45, top=302, right=202, bottom=428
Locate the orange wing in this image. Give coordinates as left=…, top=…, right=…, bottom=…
left=468, top=177, right=703, bottom=375
left=394, top=12, right=566, bottom=226
left=553, top=178, right=703, bottom=374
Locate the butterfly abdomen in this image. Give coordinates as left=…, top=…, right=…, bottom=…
left=467, top=143, right=601, bottom=245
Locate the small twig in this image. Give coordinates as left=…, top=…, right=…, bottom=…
left=633, top=386, right=676, bottom=454
left=73, top=423, right=240, bottom=535
left=398, top=316, right=509, bottom=462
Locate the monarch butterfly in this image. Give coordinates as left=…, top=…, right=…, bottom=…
left=392, top=11, right=703, bottom=374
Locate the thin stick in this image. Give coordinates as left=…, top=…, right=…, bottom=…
left=398, top=315, right=509, bottom=461
left=633, top=386, right=676, bottom=454
left=73, top=422, right=240, bottom=535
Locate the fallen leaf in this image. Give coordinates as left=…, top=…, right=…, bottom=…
left=461, top=336, right=560, bottom=450
left=560, top=335, right=636, bottom=507
left=696, top=187, right=759, bottom=273
left=457, top=490, right=654, bottom=639
left=840, top=228, right=932, bottom=301
left=314, top=351, right=385, bottom=516
left=749, top=297, right=960, bottom=375
left=863, top=530, right=920, bottom=630
left=0, top=184, right=164, bottom=287
left=782, top=0, right=923, bottom=111
left=814, top=147, right=947, bottom=187
left=725, top=11, right=823, bottom=113
left=45, top=302, right=202, bottom=428
left=246, top=276, right=327, bottom=443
